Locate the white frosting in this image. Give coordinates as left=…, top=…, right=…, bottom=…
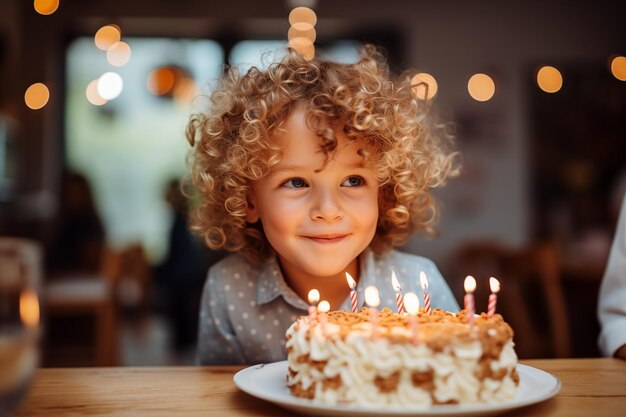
left=286, top=317, right=519, bottom=407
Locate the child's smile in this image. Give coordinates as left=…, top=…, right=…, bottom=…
left=246, top=104, right=379, bottom=288
left=304, top=234, right=349, bottom=244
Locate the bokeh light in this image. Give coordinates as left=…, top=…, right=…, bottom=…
left=34, top=0, right=59, bottom=15
left=291, top=22, right=315, bottom=31
left=24, top=82, right=50, bottom=110
left=537, top=66, right=563, bottom=93
left=20, top=289, right=40, bottom=327
left=86, top=79, right=107, bottom=106
left=301, top=45, right=315, bottom=61
left=147, top=66, right=198, bottom=102
left=467, top=73, right=495, bottom=102
left=94, top=25, right=121, bottom=51
left=288, top=37, right=315, bottom=61
left=147, top=67, right=176, bottom=96
left=610, top=56, right=626, bottom=81
left=173, top=77, right=198, bottom=104
left=410, top=73, right=438, bottom=100
left=106, top=41, right=132, bottom=67
left=97, top=72, right=123, bottom=100
left=288, top=26, right=316, bottom=43
left=288, top=36, right=313, bottom=48
left=289, top=7, right=317, bottom=31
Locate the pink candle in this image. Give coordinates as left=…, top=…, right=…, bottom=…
left=364, top=286, right=381, bottom=340
left=419, top=271, right=431, bottom=313
left=403, top=292, right=420, bottom=345
left=464, top=276, right=477, bottom=326
left=307, top=289, right=320, bottom=323
left=391, top=270, right=405, bottom=314
left=345, top=272, right=358, bottom=313
left=487, top=277, right=500, bottom=317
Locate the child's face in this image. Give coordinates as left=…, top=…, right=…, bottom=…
left=247, top=106, right=379, bottom=279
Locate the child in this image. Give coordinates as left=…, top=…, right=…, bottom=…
left=186, top=45, right=460, bottom=365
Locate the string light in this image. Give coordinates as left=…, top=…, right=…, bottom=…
left=288, top=26, right=316, bottom=43
left=147, top=67, right=176, bottom=96
left=173, top=77, right=198, bottom=104
left=468, top=73, right=496, bottom=102
left=106, top=41, right=132, bottom=67
left=289, top=7, right=317, bottom=31
left=610, top=56, right=626, bottom=81
left=95, top=25, right=121, bottom=51
left=86, top=80, right=107, bottom=106
left=24, top=83, right=50, bottom=110
left=288, top=6, right=317, bottom=61
left=537, top=66, right=563, bottom=93
left=97, top=72, right=123, bottom=100
left=34, top=0, right=59, bottom=15
left=411, top=73, right=438, bottom=100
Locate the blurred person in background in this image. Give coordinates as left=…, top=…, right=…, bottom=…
left=48, top=171, right=105, bottom=276
left=154, top=179, right=211, bottom=353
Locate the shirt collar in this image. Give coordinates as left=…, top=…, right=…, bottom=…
left=256, top=255, right=309, bottom=309
left=256, top=249, right=376, bottom=312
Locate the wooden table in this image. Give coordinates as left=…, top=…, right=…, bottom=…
left=16, top=358, right=625, bottom=416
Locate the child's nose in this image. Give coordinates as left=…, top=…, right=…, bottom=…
left=309, top=189, right=344, bottom=222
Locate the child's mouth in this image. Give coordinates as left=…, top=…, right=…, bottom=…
left=305, top=234, right=348, bottom=244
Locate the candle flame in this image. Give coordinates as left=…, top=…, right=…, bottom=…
left=345, top=272, right=356, bottom=289
left=307, top=289, right=320, bottom=304
left=364, top=286, right=381, bottom=308
left=464, top=275, right=477, bottom=293
left=419, top=271, right=429, bottom=290
left=317, top=300, right=330, bottom=313
left=20, top=289, right=40, bottom=327
left=403, top=292, right=420, bottom=316
left=489, top=277, right=501, bottom=293
left=391, top=270, right=402, bottom=292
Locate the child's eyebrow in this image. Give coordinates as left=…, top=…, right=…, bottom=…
left=270, top=164, right=308, bottom=173
left=271, top=161, right=367, bottom=174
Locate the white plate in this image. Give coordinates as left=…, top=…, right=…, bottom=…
left=233, top=361, right=560, bottom=417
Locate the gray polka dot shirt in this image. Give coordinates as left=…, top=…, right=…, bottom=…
left=196, top=249, right=460, bottom=365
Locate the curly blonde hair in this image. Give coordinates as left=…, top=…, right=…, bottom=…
left=185, top=45, right=459, bottom=265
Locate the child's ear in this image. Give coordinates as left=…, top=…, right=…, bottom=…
left=246, top=196, right=260, bottom=223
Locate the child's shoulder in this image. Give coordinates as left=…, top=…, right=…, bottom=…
left=206, top=252, right=257, bottom=284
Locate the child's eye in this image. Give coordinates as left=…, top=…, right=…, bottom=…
left=282, top=177, right=309, bottom=188
left=341, top=176, right=365, bottom=187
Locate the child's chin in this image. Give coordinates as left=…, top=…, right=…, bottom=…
left=302, top=260, right=353, bottom=278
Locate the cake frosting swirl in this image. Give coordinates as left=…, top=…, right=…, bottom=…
left=285, top=308, right=519, bottom=407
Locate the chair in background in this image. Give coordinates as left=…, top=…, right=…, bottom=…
left=45, top=243, right=153, bottom=367
left=452, top=240, right=571, bottom=358
left=44, top=246, right=120, bottom=366
left=112, top=244, right=152, bottom=314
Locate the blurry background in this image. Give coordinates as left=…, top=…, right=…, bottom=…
left=0, top=0, right=624, bottom=365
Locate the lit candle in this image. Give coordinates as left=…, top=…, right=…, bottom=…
left=487, top=277, right=500, bottom=317
left=464, top=276, right=477, bottom=326
left=317, top=300, right=330, bottom=337
left=364, top=285, right=381, bottom=340
left=307, top=289, right=320, bottom=323
left=391, top=270, right=405, bottom=314
left=419, top=271, right=431, bottom=314
left=403, top=291, right=420, bottom=345
left=345, top=272, right=358, bottom=313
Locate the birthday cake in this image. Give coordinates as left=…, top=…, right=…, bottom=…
left=285, top=308, right=519, bottom=407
